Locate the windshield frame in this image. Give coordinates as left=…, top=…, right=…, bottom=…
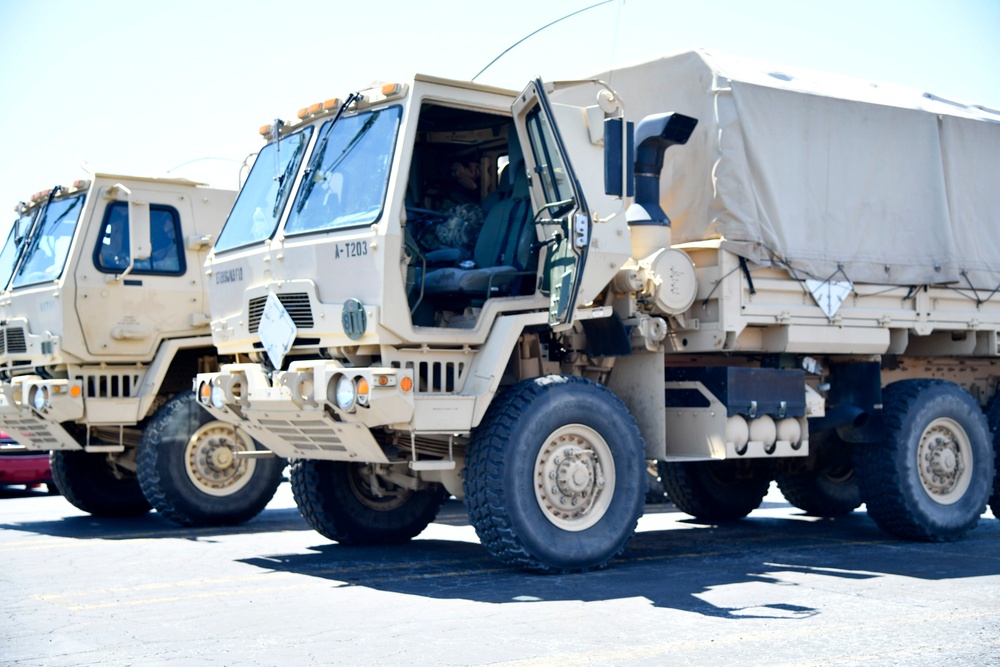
left=0, top=208, right=38, bottom=290
left=283, top=104, right=403, bottom=238
left=213, top=125, right=316, bottom=254
left=10, top=193, right=87, bottom=289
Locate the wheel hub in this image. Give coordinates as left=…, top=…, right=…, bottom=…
left=534, top=425, right=614, bottom=532
left=185, top=423, right=257, bottom=497
left=917, top=419, right=971, bottom=505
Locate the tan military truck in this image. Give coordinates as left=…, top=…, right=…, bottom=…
left=195, top=50, right=1000, bottom=572
left=0, top=174, right=284, bottom=525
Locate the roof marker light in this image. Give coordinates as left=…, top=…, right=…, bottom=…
left=322, top=97, right=341, bottom=111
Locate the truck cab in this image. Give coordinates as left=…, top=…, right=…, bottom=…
left=0, top=175, right=285, bottom=525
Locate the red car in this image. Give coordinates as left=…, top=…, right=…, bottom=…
left=0, top=430, right=56, bottom=493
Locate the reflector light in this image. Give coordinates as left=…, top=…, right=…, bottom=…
left=357, top=378, right=369, bottom=396
left=377, top=375, right=389, bottom=386
left=400, top=377, right=413, bottom=392
left=70, top=385, right=82, bottom=398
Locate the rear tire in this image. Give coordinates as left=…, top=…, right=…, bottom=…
left=50, top=450, right=151, bottom=517
left=776, top=431, right=861, bottom=517
left=291, top=459, right=446, bottom=545
left=465, top=375, right=646, bottom=573
left=979, top=391, right=1000, bottom=519
left=661, top=459, right=771, bottom=521
left=854, top=380, right=992, bottom=541
left=137, top=392, right=285, bottom=527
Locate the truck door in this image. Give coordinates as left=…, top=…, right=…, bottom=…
left=511, top=80, right=592, bottom=329
left=75, top=185, right=199, bottom=358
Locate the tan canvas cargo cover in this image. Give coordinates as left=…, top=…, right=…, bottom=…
left=569, top=50, right=1000, bottom=288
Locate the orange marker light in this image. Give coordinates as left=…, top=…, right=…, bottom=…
left=381, top=83, right=400, bottom=96
left=377, top=375, right=389, bottom=386
left=259, top=124, right=272, bottom=136
left=357, top=378, right=369, bottom=395
left=322, top=97, right=341, bottom=111
left=70, top=385, right=81, bottom=398
left=400, top=377, right=413, bottom=392
left=199, top=382, right=211, bottom=404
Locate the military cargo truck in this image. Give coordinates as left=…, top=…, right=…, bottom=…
left=0, top=175, right=284, bottom=525
left=195, top=50, right=1000, bottom=572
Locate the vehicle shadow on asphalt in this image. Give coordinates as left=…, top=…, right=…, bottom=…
left=0, top=504, right=311, bottom=540
left=239, top=501, right=1000, bottom=620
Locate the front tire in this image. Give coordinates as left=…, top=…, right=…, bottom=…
left=465, top=375, right=646, bottom=573
left=50, top=450, right=151, bottom=517
left=854, top=380, right=993, bottom=541
left=137, top=392, right=285, bottom=527
left=661, top=459, right=771, bottom=521
left=776, top=431, right=861, bottom=517
left=291, top=459, right=447, bottom=545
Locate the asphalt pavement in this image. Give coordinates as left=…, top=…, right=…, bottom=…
left=2, top=483, right=999, bottom=666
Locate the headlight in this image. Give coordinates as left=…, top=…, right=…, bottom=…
left=334, top=375, right=356, bottom=411
left=32, top=386, right=49, bottom=411
left=211, top=385, right=227, bottom=410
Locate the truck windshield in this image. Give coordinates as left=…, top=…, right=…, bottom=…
left=0, top=210, right=35, bottom=288
left=284, top=106, right=401, bottom=235
left=11, top=194, right=85, bottom=288
left=214, top=127, right=315, bottom=252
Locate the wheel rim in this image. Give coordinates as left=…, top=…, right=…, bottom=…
left=347, top=464, right=413, bottom=511
left=184, top=422, right=257, bottom=497
left=533, top=424, right=615, bottom=532
left=916, top=417, right=972, bottom=505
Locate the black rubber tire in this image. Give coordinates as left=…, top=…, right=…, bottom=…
left=646, top=460, right=670, bottom=504
left=136, top=392, right=285, bottom=527
left=464, top=375, right=646, bottom=573
left=49, top=450, right=151, bottom=517
left=776, top=431, right=861, bottom=517
left=661, top=459, right=771, bottom=521
left=976, top=389, right=1000, bottom=520
left=290, top=459, right=447, bottom=545
left=853, top=380, right=993, bottom=541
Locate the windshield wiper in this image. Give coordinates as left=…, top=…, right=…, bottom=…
left=271, top=138, right=306, bottom=218
left=295, top=93, right=359, bottom=214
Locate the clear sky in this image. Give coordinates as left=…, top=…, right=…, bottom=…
left=1, top=0, right=998, bottom=234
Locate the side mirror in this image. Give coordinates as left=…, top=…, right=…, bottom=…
left=108, top=183, right=151, bottom=279
left=128, top=198, right=152, bottom=263
left=603, top=117, right=634, bottom=198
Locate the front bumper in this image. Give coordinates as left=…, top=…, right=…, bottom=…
left=195, top=362, right=416, bottom=462
left=0, top=377, right=85, bottom=450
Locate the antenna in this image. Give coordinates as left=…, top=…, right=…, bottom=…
left=471, top=0, right=616, bottom=82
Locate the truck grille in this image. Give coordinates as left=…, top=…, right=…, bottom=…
left=247, top=293, right=314, bottom=333
left=0, top=326, right=27, bottom=355
left=76, top=370, right=144, bottom=398
left=257, top=418, right=346, bottom=453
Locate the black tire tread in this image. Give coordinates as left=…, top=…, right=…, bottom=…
left=464, top=376, right=645, bottom=574
left=855, top=379, right=990, bottom=541
left=290, top=458, right=446, bottom=545
left=660, top=460, right=770, bottom=521
left=50, top=450, right=151, bottom=517
left=137, top=392, right=284, bottom=527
